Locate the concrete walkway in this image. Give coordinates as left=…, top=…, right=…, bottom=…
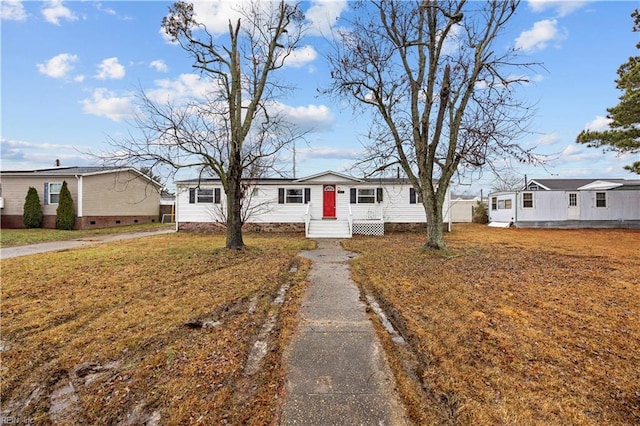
left=280, top=239, right=409, bottom=425
left=0, top=228, right=175, bottom=260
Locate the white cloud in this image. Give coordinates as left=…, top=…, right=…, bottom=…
left=527, top=1, right=588, bottom=17
left=36, top=53, right=78, bottom=79
left=515, top=19, right=565, bottom=52
left=584, top=115, right=612, bottom=132
left=42, top=0, right=77, bottom=25
left=305, top=0, right=347, bottom=36
left=150, top=59, right=168, bottom=73
left=297, top=145, right=362, bottom=161
left=536, top=133, right=560, bottom=146
left=2, top=0, right=27, bottom=21
left=270, top=102, right=334, bottom=132
left=284, top=45, right=318, bottom=68
left=191, top=1, right=244, bottom=35
left=147, top=74, right=212, bottom=103
left=81, top=88, right=135, bottom=122
left=95, top=57, right=126, bottom=80
left=0, top=137, right=89, bottom=167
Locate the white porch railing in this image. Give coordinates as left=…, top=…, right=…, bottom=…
left=347, top=204, right=353, bottom=237
left=304, top=202, right=311, bottom=237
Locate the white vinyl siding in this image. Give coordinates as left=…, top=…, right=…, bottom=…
left=177, top=180, right=450, bottom=225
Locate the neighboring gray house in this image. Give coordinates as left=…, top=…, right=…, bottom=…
left=175, top=170, right=451, bottom=238
left=488, top=178, right=640, bottom=228
left=0, top=166, right=162, bottom=229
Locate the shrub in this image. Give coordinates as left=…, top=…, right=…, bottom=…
left=55, top=181, right=75, bottom=230
left=23, top=187, right=44, bottom=228
left=472, top=200, right=489, bottom=224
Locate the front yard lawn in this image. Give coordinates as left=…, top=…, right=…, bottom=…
left=0, top=223, right=175, bottom=248
left=345, top=224, right=640, bottom=425
left=1, top=232, right=313, bottom=424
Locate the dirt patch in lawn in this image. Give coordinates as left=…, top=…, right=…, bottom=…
left=345, top=224, right=640, bottom=425
left=1, top=232, right=313, bottom=424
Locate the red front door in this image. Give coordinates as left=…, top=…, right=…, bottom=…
left=323, top=185, right=336, bottom=218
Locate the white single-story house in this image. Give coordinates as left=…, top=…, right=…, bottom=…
left=488, top=178, right=640, bottom=229
left=0, top=166, right=163, bottom=229
left=175, top=170, right=451, bottom=238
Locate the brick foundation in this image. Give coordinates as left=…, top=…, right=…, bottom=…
left=0, top=214, right=159, bottom=230
left=178, top=222, right=305, bottom=234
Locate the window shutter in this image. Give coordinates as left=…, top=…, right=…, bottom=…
left=304, top=187, right=311, bottom=204
left=376, top=187, right=383, bottom=203
left=278, top=188, right=285, bottom=204
left=189, top=188, right=195, bottom=204
left=350, top=188, right=357, bottom=204
left=214, top=188, right=221, bottom=204
left=44, top=183, right=49, bottom=205
left=409, top=188, right=416, bottom=204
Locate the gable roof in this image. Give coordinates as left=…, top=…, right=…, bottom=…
left=294, top=170, right=363, bottom=183
left=176, top=170, right=421, bottom=185
left=526, top=178, right=637, bottom=191
left=0, top=166, right=163, bottom=188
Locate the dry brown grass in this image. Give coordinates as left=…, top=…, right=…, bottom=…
left=1, top=232, right=313, bottom=425
left=344, top=224, right=640, bottom=425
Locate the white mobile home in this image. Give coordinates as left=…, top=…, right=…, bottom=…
left=175, top=171, right=451, bottom=238
left=488, top=178, right=640, bottom=229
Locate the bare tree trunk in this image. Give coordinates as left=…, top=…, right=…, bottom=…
left=226, top=154, right=244, bottom=249
left=423, top=192, right=445, bottom=250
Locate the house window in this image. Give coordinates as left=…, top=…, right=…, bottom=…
left=522, top=192, right=534, bottom=208
left=498, top=200, right=505, bottom=209
left=491, top=197, right=497, bottom=210
left=505, top=199, right=512, bottom=209
left=357, top=188, right=375, bottom=204
left=189, top=187, right=221, bottom=204
left=197, top=189, right=214, bottom=203
left=569, top=193, right=578, bottom=207
left=595, top=192, right=606, bottom=208
left=47, top=182, right=62, bottom=204
left=409, top=188, right=423, bottom=204
left=286, top=189, right=304, bottom=204
left=278, top=188, right=310, bottom=204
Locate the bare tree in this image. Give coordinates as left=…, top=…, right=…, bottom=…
left=106, top=1, right=305, bottom=249
left=490, top=172, right=525, bottom=192
left=327, top=0, right=541, bottom=249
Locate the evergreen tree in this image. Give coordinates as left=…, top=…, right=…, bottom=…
left=23, top=187, right=43, bottom=228
left=55, top=181, right=75, bottom=230
left=577, top=9, right=640, bottom=174
left=472, top=201, right=489, bottom=224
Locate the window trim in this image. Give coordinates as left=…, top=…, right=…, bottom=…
left=189, top=187, right=221, bottom=204
left=356, top=188, right=376, bottom=204
left=522, top=192, right=534, bottom=208
left=285, top=188, right=304, bottom=204
left=409, top=187, right=423, bottom=204
left=278, top=187, right=310, bottom=204
left=491, top=196, right=497, bottom=210
left=595, top=192, right=607, bottom=208
left=46, top=182, right=63, bottom=205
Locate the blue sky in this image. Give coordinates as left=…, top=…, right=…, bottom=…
left=1, top=1, right=638, bottom=195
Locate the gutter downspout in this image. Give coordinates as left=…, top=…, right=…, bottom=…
left=514, top=191, right=518, bottom=226
left=75, top=175, right=83, bottom=218
left=175, top=185, right=180, bottom=232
